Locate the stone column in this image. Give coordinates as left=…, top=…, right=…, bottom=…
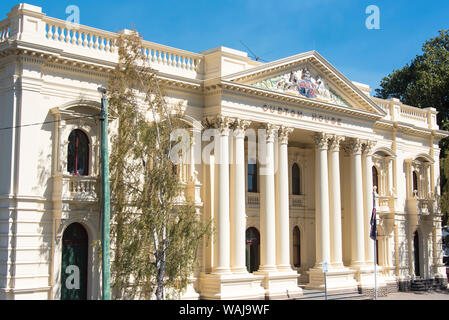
left=363, top=141, right=376, bottom=265
left=328, top=135, right=345, bottom=268
left=276, top=126, right=293, bottom=271
left=231, top=119, right=251, bottom=273
left=425, top=163, right=431, bottom=198
left=387, top=156, right=394, bottom=195
left=258, top=124, right=278, bottom=272
left=348, top=138, right=365, bottom=267
left=213, top=116, right=232, bottom=274
left=313, top=132, right=331, bottom=267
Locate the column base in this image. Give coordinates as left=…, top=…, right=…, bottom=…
left=199, top=272, right=266, bottom=300
left=180, top=281, right=200, bottom=300
left=350, top=264, right=387, bottom=296
left=254, top=270, right=302, bottom=299
left=305, top=267, right=359, bottom=293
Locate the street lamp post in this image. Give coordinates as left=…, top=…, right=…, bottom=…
left=99, top=86, right=111, bottom=300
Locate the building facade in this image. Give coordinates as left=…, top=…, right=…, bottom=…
left=0, top=3, right=447, bottom=300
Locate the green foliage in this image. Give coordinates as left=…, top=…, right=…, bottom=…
left=107, top=32, right=210, bottom=300
left=375, top=29, right=449, bottom=124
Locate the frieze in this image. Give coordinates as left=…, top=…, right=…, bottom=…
left=259, top=103, right=342, bottom=126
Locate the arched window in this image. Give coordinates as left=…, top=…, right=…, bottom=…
left=247, top=163, right=258, bottom=193
left=292, top=163, right=301, bottom=195
left=246, top=227, right=260, bottom=273
left=372, top=166, right=379, bottom=193
left=412, top=171, right=419, bottom=195
left=68, top=130, right=89, bottom=176
left=61, top=223, right=88, bottom=300
left=293, top=226, right=301, bottom=267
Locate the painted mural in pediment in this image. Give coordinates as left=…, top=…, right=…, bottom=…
left=251, top=67, right=353, bottom=108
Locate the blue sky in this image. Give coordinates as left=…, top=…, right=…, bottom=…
left=1, top=0, right=449, bottom=93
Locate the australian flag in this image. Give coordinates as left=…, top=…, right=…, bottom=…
left=370, top=191, right=377, bottom=241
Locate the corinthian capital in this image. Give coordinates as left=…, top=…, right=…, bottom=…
left=262, top=123, right=280, bottom=142
left=313, top=132, right=330, bottom=150
left=233, top=119, right=251, bottom=138
left=279, top=126, right=293, bottom=145
left=215, top=115, right=233, bottom=136
left=345, top=138, right=363, bottom=155
left=328, top=135, right=345, bottom=152
left=362, top=140, right=377, bottom=155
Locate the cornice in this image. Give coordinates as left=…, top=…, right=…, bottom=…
left=374, top=119, right=449, bottom=139
left=0, top=45, right=204, bottom=93
left=216, top=80, right=383, bottom=121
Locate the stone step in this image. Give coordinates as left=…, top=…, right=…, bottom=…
left=297, top=289, right=368, bottom=300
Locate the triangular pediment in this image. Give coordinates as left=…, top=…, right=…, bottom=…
left=222, top=51, right=385, bottom=116
left=250, top=65, right=354, bottom=108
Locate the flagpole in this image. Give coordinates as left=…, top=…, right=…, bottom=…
left=374, top=233, right=377, bottom=300
left=373, top=191, right=378, bottom=300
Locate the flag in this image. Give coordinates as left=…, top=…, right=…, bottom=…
left=370, top=191, right=377, bottom=241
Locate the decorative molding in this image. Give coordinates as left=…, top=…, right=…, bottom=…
left=233, top=119, right=251, bottom=138
left=362, top=140, right=377, bottom=155
left=328, top=135, right=345, bottom=152
left=214, top=115, right=233, bottom=136
left=278, top=126, right=293, bottom=145
left=264, top=123, right=280, bottom=142
left=313, top=132, right=330, bottom=150
left=251, top=66, right=353, bottom=108
left=345, top=138, right=363, bottom=155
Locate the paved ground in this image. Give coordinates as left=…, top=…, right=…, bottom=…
left=377, top=290, right=449, bottom=300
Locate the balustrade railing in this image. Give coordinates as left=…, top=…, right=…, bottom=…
left=44, top=17, right=116, bottom=54
left=63, top=175, right=98, bottom=200
left=246, top=192, right=260, bottom=208
left=290, top=195, right=305, bottom=209
left=370, top=96, right=436, bottom=129
left=400, top=104, right=428, bottom=123
left=0, top=19, right=10, bottom=42
left=141, top=41, right=202, bottom=72
left=0, top=6, right=204, bottom=77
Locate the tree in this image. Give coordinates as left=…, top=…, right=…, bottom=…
left=107, top=31, right=210, bottom=300
left=376, top=29, right=449, bottom=125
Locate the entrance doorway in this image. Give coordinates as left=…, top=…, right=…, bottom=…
left=413, top=230, right=420, bottom=277
left=246, top=227, right=260, bottom=273
left=61, top=223, right=88, bottom=300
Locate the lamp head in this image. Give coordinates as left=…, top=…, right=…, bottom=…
left=97, top=86, right=107, bottom=95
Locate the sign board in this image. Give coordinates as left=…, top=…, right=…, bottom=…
left=322, top=261, right=328, bottom=273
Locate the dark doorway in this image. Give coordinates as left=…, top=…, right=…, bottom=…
left=413, top=230, right=420, bottom=277
left=61, top=223, right=88, bottom=300
left=293, top=226, right=301, bottom=267
left=246, top=227, right=260, bottom=273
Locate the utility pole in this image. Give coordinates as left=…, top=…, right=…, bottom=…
left=99, top=86, right=111, bottom=300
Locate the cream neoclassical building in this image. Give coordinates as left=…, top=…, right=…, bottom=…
left=0, top=3, right=447, bottom=300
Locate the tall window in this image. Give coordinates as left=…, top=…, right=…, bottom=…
left=293, top=226, right=301, bottom=267
left=247, top=163, right=258, bottom=193
left=292, top=163, right=301, bottom=195
left=372, top=166, right=379, bottom=193
left=68, top=129, right=89, bottom=176
left=412, top=171, right=419, bottom=195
